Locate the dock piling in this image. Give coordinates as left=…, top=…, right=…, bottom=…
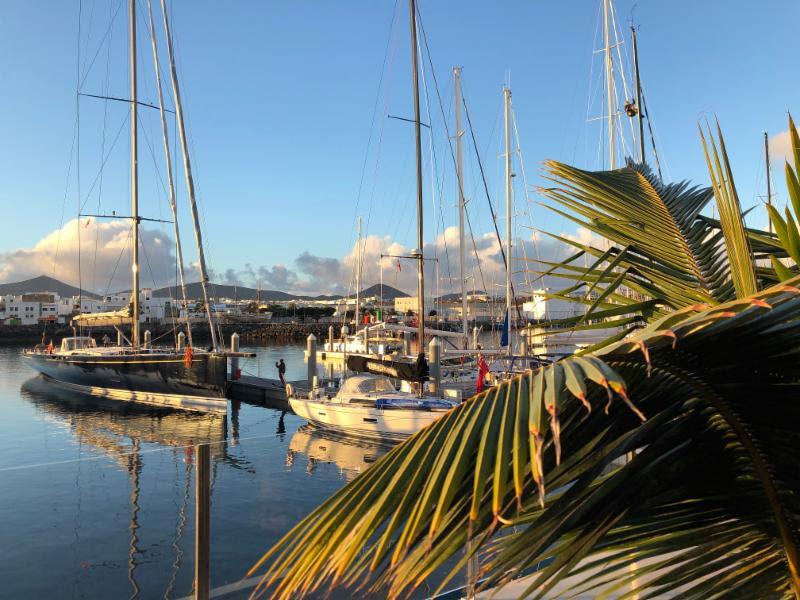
left=230, top=333, right=240, bottom=380
left=429, top=337, right=441, bottom=396
left=307, top=334, right=317, bottom=391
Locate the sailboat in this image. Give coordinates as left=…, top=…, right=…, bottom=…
left=290, top=0, right=459, bottom=439
left=23, top=0, right=249, bottom=414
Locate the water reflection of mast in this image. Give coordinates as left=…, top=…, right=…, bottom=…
left=164, top=457, right=192, bottom=600
left=126, top=438, right=142, bottom=600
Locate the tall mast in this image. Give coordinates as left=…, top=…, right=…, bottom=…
left=454, top=67, right=468, bottom=349
left=409, top=0, right=425, bottom=353
left=603, top=0, right=615, bottom=169
left=765, top=131, right=773, bottom=235
left=129, top=0, right=140, bottom=348
left=355, top=216, right=362, bottom=328
left=504, top=87, right=513, bottom=357
left=631, top=26, right=645, bottom=164
left=160, top=0, right=219, bottom=351
left=146, top=0, right=192, bottom=348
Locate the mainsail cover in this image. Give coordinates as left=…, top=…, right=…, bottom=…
left=72, top=307, right=132, bottom=327
left=346, top=355, right=421, bottom=381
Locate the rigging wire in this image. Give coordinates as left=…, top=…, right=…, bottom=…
left=461, top=90, right=522, bottom=320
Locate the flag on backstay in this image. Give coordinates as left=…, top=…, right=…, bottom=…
left=500, top=309, right=509, bottom=347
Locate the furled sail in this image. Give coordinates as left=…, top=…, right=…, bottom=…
left=71, top=307, right=132, bottom=327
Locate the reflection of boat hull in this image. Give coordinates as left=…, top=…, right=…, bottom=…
left=288, top=425, right=393, bottom=480
left=289, top=397, right=449, bottom=441
left=23, top=352, right=228, bottom=414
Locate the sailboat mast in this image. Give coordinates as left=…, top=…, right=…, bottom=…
left=129, top=0, right=140, bottom=349
left=504, top=87, right=512, bottom=357
left=146, top=0, right=192, bottom=348
left=454, top=67, right=468, bottom=349
left=631, top=26, right=645, bottom=163
left=409, top=0, right=425, bottom=351
left=159, top=0, right=219, bottom=351
left=355, top=216, right=361, bottom=328
left=603, top=0, right=615, bottom=169
left=765, top=131, right=773, bottom=235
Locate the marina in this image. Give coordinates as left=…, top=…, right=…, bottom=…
left=0, top=0, right=797, bottom=597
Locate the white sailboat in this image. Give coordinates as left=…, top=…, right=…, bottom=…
left=290, top=0, right=459, bottom=439
left=23, top=0, right=251, bottom=413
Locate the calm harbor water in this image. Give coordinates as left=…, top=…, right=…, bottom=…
left=0, top=342, right=399, bottom=599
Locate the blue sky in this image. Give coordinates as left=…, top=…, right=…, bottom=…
left=0, top=0, right=797, bottom=294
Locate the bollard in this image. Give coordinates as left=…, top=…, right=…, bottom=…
left=429, top=337, right=441, bottom=396
left=307, top=334, right=317, bottom=389
left=473, top=326, right=479, bottom=350
left=403, top=331, right=412, bottom=356
left=143, top=330, right=151, bottom=350
left=520, top=329, right=528, bottom=358
left=230, top=333, right=240, bottom=380
left=177, top=331, right=186, bottom=351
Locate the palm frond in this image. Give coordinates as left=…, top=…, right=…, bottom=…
left=250, top=280, right=800, bottom=599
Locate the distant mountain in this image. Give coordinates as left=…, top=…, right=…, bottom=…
left=358, top=284, right=408, bottom=300
left=0, top=275, right=101, bottom=299
left=152, top=282, right=409, bottom=302
left=152, top=282, right=296, bottom=302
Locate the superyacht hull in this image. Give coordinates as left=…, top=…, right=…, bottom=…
left=23, top=351, right=228, bottom=414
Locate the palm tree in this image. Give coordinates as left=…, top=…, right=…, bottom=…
left=249, top=117, right=800, bottom=599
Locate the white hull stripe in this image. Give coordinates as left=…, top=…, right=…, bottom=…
left=45, top=377, right=228, bottom=415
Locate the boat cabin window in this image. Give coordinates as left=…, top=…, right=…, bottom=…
left=340, top=375, right=396, bottom=395
left=60, top=337, right=97, bottom=352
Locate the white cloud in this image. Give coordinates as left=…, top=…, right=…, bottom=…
left=769, top=129, right=796, bottom=164
left=0, top=219, right=580, bottom=297
left=0, top=218, right=181, bottom=293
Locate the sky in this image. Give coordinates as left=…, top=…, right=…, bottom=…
left=0, top=0, right=797, bottom=296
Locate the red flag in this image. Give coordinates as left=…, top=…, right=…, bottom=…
left=477, top=354, right=489, bottom=393
left=184, top=345, right=193, bottom=369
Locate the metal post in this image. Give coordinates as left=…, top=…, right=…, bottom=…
left=177, top=331, right=185, bottom=351
left=129, top=0, right=140, bottom=349
left=194, top=443, right=210, bottom=600
left=143, top=330, right=151, bottom=349
left=409, top=0, right=425, bottom=354
left=307, top=334, right=317, bottom=390
left=147, top=0, right=192, bottom=348
left=631, top=26, right=645, bottom=163
left=342, top=325, right=349, bottom=379
left=473, top=326, right=479, bottom=351
left=159, top=0, right=218, bottom=351
left=403, top=330, right=412, bottom=356
left=118, top=329, right=123, bottom=347
left=604, top=0, right=615, bottom=169
left=230, top=332, right=239, bottom=380
left=328, top=325, right=334, bottom=351
left=765, top=131, right=773, bottom=235
left=454, top=67, right=468, bottom=350
left=504, top=87, right=513, bottom=357
left=355, top=216, right=361, bottom=330
left=429, top=337, right=441, bottom=397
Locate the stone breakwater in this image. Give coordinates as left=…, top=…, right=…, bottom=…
left=0, top=322, right=342, bottom=345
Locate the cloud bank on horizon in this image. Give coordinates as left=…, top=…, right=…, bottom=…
left=0, top=218, right=593, bottom=297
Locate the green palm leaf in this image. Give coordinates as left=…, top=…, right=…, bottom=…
left=249, top=280, right=800, bottom=599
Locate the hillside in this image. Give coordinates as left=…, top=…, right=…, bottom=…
left=0, top=275, right=101, bottom=299
left=153, top=282, right=297, bottom=302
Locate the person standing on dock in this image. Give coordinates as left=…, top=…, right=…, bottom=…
left=276, top=358, right=287, bottom=387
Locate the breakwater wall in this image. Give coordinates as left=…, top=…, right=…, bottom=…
left=0, top=322, right=343, bottom=346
